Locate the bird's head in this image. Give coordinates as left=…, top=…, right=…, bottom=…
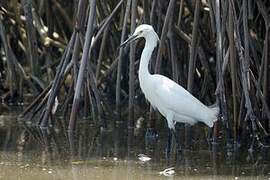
left=120, top=24, right=159, bottom=47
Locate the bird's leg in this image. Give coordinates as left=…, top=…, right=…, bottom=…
left=207, top=126, right=212, bottom=144
left=172, top=125, right=182, bottom=160
left=165, top=129, right=173, bottom=160
left=166, top=127, right=182, bottom=161
left=165, top=111, right=175, bottom=160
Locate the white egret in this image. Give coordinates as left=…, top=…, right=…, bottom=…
left=121, top=24, right=219, bottom=156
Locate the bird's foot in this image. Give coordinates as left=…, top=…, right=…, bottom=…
left=166, top=140, right=182, bottom=161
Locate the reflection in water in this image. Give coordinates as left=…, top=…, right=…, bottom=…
left=0, top=113, right=270, bottom=179
left=71, top=163, right=80, bottom=180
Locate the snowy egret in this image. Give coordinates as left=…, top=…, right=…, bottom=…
left=121, top=24, right=219, bottom=156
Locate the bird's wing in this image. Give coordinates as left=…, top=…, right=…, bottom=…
left=152, top=75, right=208, bottom=118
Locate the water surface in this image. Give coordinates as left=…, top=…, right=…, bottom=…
left=0, top=106, right=269, bottom=180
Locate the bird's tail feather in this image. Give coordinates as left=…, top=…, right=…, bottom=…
left=205, top=104, right=220, bottom=127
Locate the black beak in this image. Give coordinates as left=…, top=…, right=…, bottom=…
left=120, top=34, right=138, bottom=47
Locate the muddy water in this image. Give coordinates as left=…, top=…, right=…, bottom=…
left=0, top=154, right=269, bottom=180
left=0, top=107, right=270, bottom=180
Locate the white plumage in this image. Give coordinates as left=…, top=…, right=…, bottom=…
left=121, top=24, right=219, bottom=131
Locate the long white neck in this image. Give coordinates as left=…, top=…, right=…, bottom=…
left=138, top=31, right=159, bottom=83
